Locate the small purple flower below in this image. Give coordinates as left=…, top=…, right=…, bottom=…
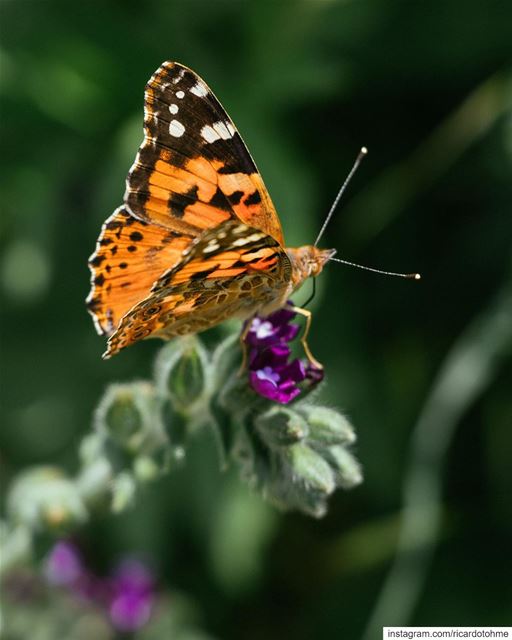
left=245, top=304, right=324, bottom=404
left=109, top=559, right=154, bottom=632
left=44, top=540, right=84, bottom=587
left=44, top=540, right=155, bottom=633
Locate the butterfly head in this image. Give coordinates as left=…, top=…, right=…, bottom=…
left=287, top=246, right=336, bottom=287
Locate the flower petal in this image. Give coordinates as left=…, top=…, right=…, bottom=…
left=244, top=301, right=324, bottom=404
left=249, top=344, right=291, bottom=371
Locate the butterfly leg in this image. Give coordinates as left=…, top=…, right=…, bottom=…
left=290, top=306, right=323, bottom=370
left=238, top=321, right=252, bottom=375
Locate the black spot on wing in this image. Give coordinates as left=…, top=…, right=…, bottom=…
left=168, top=185, right=199, bottom=218
left=86, top=296, right=100, bottom=311
left=162, top=230, right=187, bottom=244
left=106, top=219, right=122, bottom=231
left=228, top=190, right=244, bottom=205
left=203, top=134, right=257, bottom=175
left=190, top=265, right=219, bottom=280
left=244, top=190, right=261, bottom=206
left=89, top=254, right=106, bottom=267
left=208, top=187, right=232, bottom=211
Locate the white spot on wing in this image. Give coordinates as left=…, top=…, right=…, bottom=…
left=169, top=104, right=179, bottom=115
left=232, top=233, right=265, bottom=246
left=169, top=119, right=185, bottom=137
left=201, top=124, right=220, bottom=143
left=190, top=81, right=208, bottom=97
left=172, top=68, right=186, bottom=84
left=203, top=241, right=220, bottom=254
left=176, top=90, right=185, bottom=99
left=201, top=121, right=235, bottom=143
left=213, top=121, right=234, bottom=140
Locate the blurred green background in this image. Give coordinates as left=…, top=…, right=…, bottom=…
left=1, top=0, right=511, bottom=637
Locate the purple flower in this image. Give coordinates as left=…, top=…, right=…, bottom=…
left=44, top=540, right=105, bottom=605
left=244, top=305, right=324, bottom=404
left=44, top=541, right=84, bottom=587
left=108, top=559, right=155, bottom=632
left=245, top=308, right=299, bottom=348
left=44, top=541, right=155, bottom=632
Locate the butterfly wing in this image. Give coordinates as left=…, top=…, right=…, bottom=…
left=125, top=61, right=284, bottom=244
left=88, top=62, right=289, bottom=356
left=103, top=220, right=292, bottom=358
left=86, top=206, right=193, bottom=336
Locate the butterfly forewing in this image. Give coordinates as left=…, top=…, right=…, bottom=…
left=125, top=62, right=284, bottom=244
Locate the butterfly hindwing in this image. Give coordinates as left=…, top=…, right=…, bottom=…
left=125, top=62, right=284, bottom=244
left=103, top=220, right=291, bottom=358
left=86, top=206, right=194, bottom=336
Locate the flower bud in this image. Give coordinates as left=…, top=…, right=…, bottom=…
left=285, top=443, right=336, bottom=496
left=219, top=374, right=267, bottom=417
left=7, top=467, right=87, bottom=532
left=133, top=455, right=161, bottom=483
left=323, top=446, right=363, bottom=489
left=95, top=382, right=161, bottom=455
left=161, top=397, right=186, bottom=445
left=79, top=433, right=106, bottom=465
left=76, top=459, right=113, bottom=504
left=155, top=336, right=209, bottom=413
left=297, top=405, right=356, bottom=446
left=111, top=472, right=136, bottom=513
left=210, top=333, right=242, bottom=385
left=255, top=407, right=309, bottom=447
left=264, top=443, right=337, bottom=517
left=76, top=435, right=113, bottom=507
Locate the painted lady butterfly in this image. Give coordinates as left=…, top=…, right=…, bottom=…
left=86, top=62, right=335, bottom=359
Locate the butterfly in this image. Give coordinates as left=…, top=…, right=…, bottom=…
left=86, top=62, right=335, bottom=360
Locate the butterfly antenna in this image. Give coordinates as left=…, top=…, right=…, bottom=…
left=329, top=256, right=421, bottom=280
left=314, top=146, right=368, bottom=247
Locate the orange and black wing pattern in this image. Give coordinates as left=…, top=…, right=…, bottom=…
left=86, top=207, right=193, bottom=336
left=125, top=61, right=284, bottom=244
left=87, top=62, right=290, bottom=355
left=103, top=220, right=291, bottom=358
